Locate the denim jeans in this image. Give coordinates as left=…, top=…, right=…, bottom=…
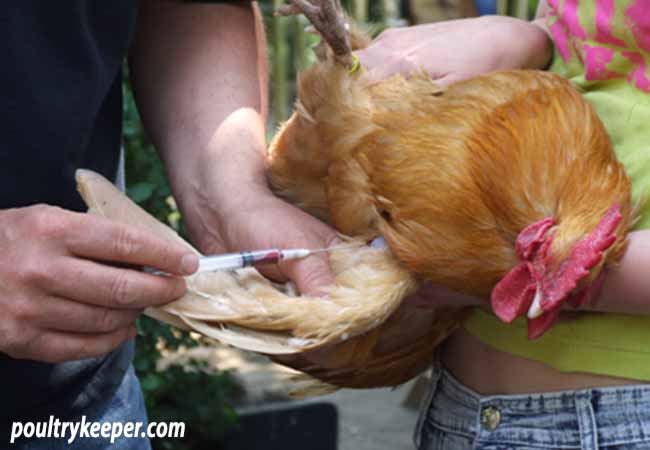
left=13, top=365, right=151, bottom=450
left=415, top=364, right=650, bottom=449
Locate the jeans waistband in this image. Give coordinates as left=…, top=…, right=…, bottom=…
left=419, top=364, right=650, bottom=449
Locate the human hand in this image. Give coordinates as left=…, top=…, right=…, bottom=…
left=170, top=106, right=339, bottom=297
left=189, top=185, right=340, bottom=296
left=356, top=16, right=552, bottom=85
left=0, top=205, right=198, bottom=363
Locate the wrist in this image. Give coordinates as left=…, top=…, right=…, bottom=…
left=170, top=140, right=270, bottom=253
left=179, top=155, right=272, bottom=253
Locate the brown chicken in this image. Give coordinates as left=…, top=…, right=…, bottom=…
left=75, top=1, right=633, bottom=393
left=268, top=0, right=633, bottom=340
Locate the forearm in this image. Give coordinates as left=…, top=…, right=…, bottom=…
left=589, top=231, right=650, bottom=315
left=129, top=0, right=269, bottom=248
left=419, top=230, right=650, bottom=316
left=357, top=13, right=553, bottom=85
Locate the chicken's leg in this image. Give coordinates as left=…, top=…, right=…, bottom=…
left=276, top=0, right=354, bottom=68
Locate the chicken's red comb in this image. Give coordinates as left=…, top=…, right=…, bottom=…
left=538, top=204, right=622, bottom=313
left=516, top=218, right=555, bottom=260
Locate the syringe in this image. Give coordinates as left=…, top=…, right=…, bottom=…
left=146, top=244, right=361, bottom=276
left=196, top=248, right=330, bottom=273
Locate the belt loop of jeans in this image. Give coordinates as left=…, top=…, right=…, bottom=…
left=575, top=390, right=598, bottom=450
left=413, top=353, right=442, bottom=449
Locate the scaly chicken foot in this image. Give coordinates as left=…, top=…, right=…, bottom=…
left=276, top=0, right=354, bottom=68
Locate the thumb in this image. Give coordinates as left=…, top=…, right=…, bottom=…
left=282, top=237, right=343, bottom=296
left=284, top=252, right=336, bottom=296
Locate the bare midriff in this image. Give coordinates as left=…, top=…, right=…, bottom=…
left=441, top=328, right=637, bottom=395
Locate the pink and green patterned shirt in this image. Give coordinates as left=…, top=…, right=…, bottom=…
left=548, top=0, right=650, bottom=92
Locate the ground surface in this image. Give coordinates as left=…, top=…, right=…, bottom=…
left=322, top=383, right=420, bottom=450
left=161, top=343, right=424, bottom=450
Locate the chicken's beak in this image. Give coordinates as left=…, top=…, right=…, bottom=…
left=527, top=287, right=544, bottom=319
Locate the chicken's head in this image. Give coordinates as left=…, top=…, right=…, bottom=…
left=491, top=204, right=624, bottom=339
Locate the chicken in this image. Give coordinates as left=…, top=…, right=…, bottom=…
left=74, top=0, right=632, bottom=393
left=268, top=0, right=632, bottom=339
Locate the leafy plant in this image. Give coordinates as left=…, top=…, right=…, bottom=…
left=134, top=317, right=240, bottom=450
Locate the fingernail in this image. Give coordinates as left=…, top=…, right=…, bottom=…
left=181, top=254, right=199, bottom=275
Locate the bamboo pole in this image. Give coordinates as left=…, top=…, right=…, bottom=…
left=512, top=0, right=529, bottom=18
left=382, top=0, right=407, bottom=27
left=271, top=0, right=289, bottom=124
left=351, top=0, right=368, bottom=23
left=496, top=0, right=508, bottom=15
left=293, top=15, right=308, bottom=73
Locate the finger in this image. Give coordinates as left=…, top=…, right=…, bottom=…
left=253, top=255, right=337, bottom=294
left=249, top=238, right=340, bottom=296
left=255, top=265, right=289, bottom=284
left=46, top=257, right=187, bottom=309
left=36, top=297, right=142, bottom=333
left=20, top=326, right=137, bottom=363
left=64, top=215, right=198, bottom=276
left=280, top=239, right=340, bottom=296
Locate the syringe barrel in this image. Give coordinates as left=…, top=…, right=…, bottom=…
left=197, top=249, right=283, bottom=272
